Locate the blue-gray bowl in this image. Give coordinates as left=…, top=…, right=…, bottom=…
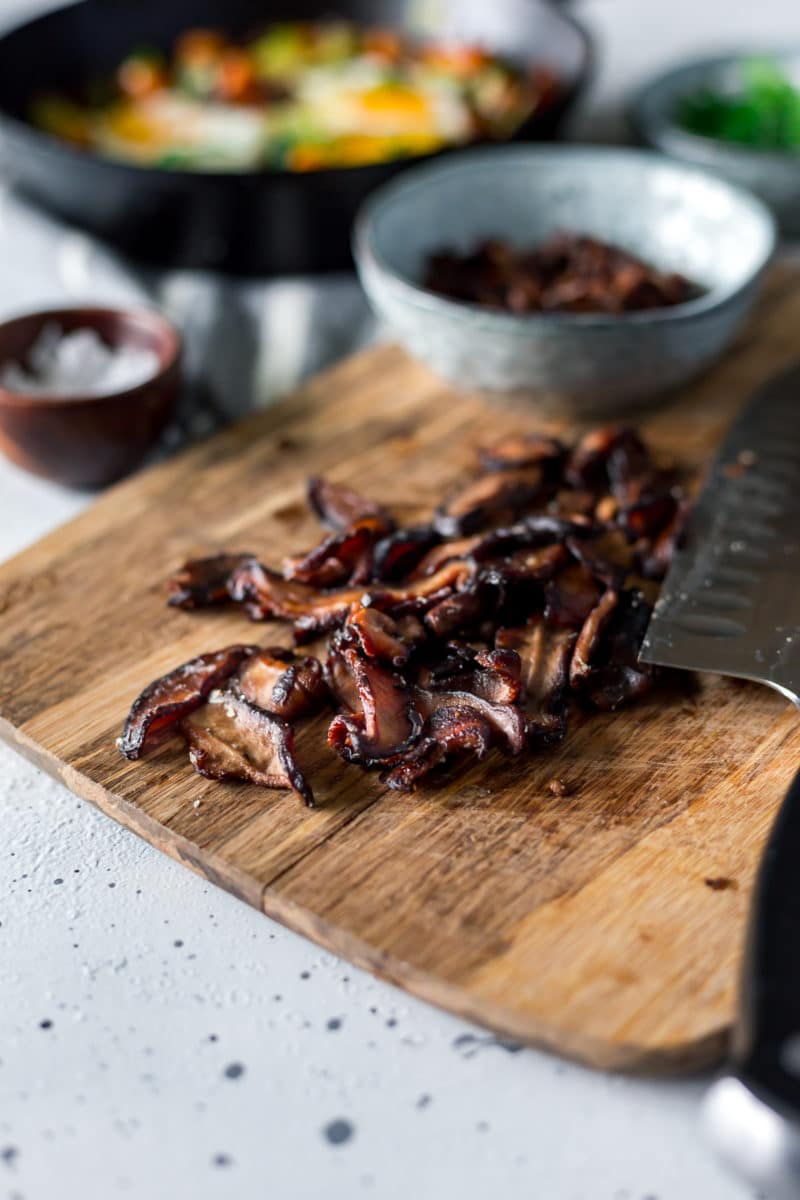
left=631, top=52, right=800, bottom=236
left=353, top=146, right=775, bottom=411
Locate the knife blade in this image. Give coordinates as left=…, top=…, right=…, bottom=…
left=640, top=361, right=800, bottom=703
left=640, top=361, right=800, bottom=1198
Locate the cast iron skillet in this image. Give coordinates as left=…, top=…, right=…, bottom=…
left=0, top=0, right=591, bottom=276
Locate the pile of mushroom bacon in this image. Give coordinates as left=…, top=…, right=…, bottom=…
left=119, top=425, right=688, bottom=807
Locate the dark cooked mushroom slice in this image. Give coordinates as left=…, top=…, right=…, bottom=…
left=565, top=426, right=646, bottom=490
left=424, top=576, right=501, bottom=643
left=228, top=559, right=358, bottom=633
left=617, top=487, right=678, bottom=541
left=636, top=500, right=689, bottom=580
left=569, top=589, right=620, bottom=690
left=565, top=531, right=633, bottom=590
left=434, top=467, right=546, bottom=537
left=514, top=513, right=595, bottom=541
left=501, top=542, right=571, bottom=583
left=182, top=689, right=314, bottom=806
left=577, top=589, right=656, bottom=710
left=284, top=514, right=393, bottom=588
left=605, top=430, right=652, bottom=496
left=372, top=525, right=442, bottom=582
left=410, top=534, right=485, bottom=579
left=424, top=587, right=487, bottom=639
left=119, top=644, right=258, bottom=760
left=496, top=619, right=575, bottom=743
left=416, top=644, right=521, bottom=704
left=307, top=475, right=391, bottom=532
left=544, top=564, right=603, bottom=628
left=345, top=604, right=422, bottom=665
left=367, top=558, right=478, bottom=619
left=167, top=554, right=254, bottom=609
left=472, top=648, right=522, bottom=704
left=415, top=686, right=526, bottom=755
left=413, top=515, right=591, bottom=581
left=415, top=639, right=476, bottom=690
left=238, top=647, right=327, bottom=721
left=382, top=705, right=494, bottom=791
left=323, top=639, right=360, bottom=711
left=548, top=488, right=598, bottom=519
left=327, top=646, right=423, bottom=767
left=231, top=556, right=477, bottom=641
left=479, top=434, right=565, bottom=474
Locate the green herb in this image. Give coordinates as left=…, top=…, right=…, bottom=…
left=677, top=58, right=800, bottom=150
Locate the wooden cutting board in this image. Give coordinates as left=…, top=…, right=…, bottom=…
left=3, top=263, right=800, bottom=1073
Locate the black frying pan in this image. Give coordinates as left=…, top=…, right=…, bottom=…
left=0, top=0, right=591, bottom=276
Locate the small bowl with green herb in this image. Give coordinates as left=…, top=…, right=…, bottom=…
left=631, top=53, right=800, bottom=234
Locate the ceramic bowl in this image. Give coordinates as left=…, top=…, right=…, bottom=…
left=631, top=52, right=800, bottom=236
left=353, top=145, right=775, bottom=410
left=0, top=306, right=181, bottom=488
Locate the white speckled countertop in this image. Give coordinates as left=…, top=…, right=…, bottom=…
left=3, top=2, right=797, bottom=1196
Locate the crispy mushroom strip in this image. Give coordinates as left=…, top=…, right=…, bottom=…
left=307, top=475, right=391, bottom=531
left=416, top=644, right=522, bottom=705
left=327, top=645, right=423, bottom=767
left=434, top=467, right=546, bottom=537
left=496, top=620, right=575, bottom=744
left=501, top=542, right=571, bottom=584
left=382, top=705, right=494, bottom=791
left=371, top=526, right=442, bottom=582
left=572, top=589, right=656, bottom=711
left=616, top=477, right=679, bottom=544
left=119, top=644, right=258, bottom=760
left=565, top=531, right=632, bottom=590
left=283, top=514, right=393, bottom=589
left=409, top=534, right=485, bottom=579
left=570, top=589, right=620, bottom=690
left=415, top=686, right=526, bottom=754
left=344, top=604, right=423, bottom=666
left=167, top=554, right=255, bottom=609
left=479, top=434, right=565, bottom=475
left=565, top=426, right=680, bottom=545
left=237, top=647, right=328, bottom=722
left=381, top=685, right=526, bottom=790
left=424, top=587, right=487, bottom=640
left=229, top=557, right=476, bottom=641
left=182, top=688, right=314, bottom=806
left=411, top=516, right=591, bottom=580
left=323, top=640, right=360, bottom=711
left=565, top=426, right=647, bottom=491
left=544, top=564, right=602, bottom=628
left=636, top=500, right=690, bottom=580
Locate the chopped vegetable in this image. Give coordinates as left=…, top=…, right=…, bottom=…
left=677, top=58, right=800, bottom=151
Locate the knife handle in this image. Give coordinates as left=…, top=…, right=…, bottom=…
left=705, top=766, right=800, bottom=1197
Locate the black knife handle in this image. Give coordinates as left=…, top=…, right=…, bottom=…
left=734, top=765, right=800, bottom=1115
left=703, top=769, right=800, bottom=1198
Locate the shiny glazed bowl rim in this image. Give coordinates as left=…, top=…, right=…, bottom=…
left=0, top=305, right=182, bottom=409
left=353, top=144, right=777, bottom=332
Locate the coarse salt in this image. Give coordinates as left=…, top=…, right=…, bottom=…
left=0, top=323, right=160, bottom=397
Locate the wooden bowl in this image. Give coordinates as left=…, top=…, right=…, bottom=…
left=0, top=306, right=181, bottom=488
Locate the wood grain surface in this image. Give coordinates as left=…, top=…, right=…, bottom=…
left=2, top=264, right=800, bottom=1072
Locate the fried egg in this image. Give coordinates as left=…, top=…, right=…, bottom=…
left=298, top=60, right=473, bottom=141
left=94, top=92, right=267, bottom=168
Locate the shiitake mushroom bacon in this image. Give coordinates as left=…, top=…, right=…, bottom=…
left=121, top=425, right=687, bottom=804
